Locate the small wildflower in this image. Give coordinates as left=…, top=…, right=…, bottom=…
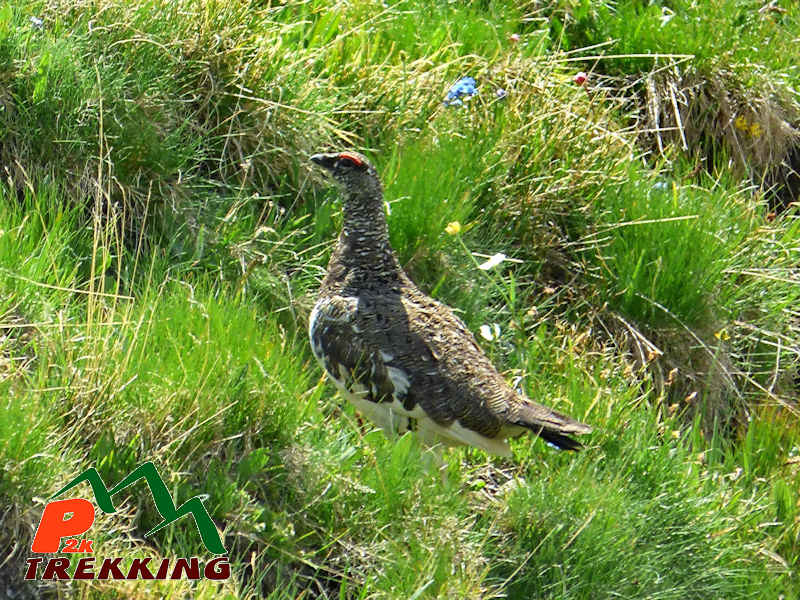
left=444, top=76, right=478, bottom=107
left=479, top=323, right=501, bottom=342
left=714, top=328, right=730, bottom=341
left=734, top=115, right=749, bottom=131
left=495, top=88, right=507, bottom=99
left=30, top=16, right=44, bottom=30
left=509, top=33, right=520, bottom=43
left=477, top=252, right=506, bottom=270
left=445, top=221, right=461, bottom=236
left=671, top=430, right=681, bottom=439
left=653, top=180, right=669, bottom=192
left=573, top=71, right=587, bottom=86
left=749, top=122, right=763, bottom=138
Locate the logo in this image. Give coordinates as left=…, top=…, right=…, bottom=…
left=25, top=461, right=230, bottom=581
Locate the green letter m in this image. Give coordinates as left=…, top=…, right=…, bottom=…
left=51, top=461, right=226, bottom=555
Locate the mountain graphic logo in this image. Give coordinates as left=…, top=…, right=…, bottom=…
left=30, top=461, right=226, bottom=555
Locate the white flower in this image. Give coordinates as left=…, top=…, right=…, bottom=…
left=30, top=16, right=44, bottom=30
left=479, top=323, right=501, bottom=341
left=477, top=252, right=506, bottom=270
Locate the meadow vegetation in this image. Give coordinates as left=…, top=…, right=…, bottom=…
left=1, top=1, right=799, bottom=598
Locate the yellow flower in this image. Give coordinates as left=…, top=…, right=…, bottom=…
left=734, top=115, right=749, bottom=131
left=714, top=328, right=730, bottom=341
left=445, top=221, right=462, bottom=235
left=749, top=122, right=763, bottom=138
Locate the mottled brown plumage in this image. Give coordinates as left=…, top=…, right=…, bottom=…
left=309, top=151, right=591, bottom=456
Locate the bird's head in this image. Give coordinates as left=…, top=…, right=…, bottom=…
left=310, top=151, right=381, bottom=198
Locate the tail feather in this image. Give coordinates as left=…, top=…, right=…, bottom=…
left=514, top=401, right=592, bottom=451
left=537, top=427, right=585, bottom=451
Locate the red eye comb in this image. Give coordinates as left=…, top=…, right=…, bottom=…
left=338, top=152, right=364, bottom=166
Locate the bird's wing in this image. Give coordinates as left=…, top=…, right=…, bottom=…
left=310, top=295, right=425, bottom=415
left=396, top=291, right=592, bottom=446
left=310, top=293, right=500, bottom=430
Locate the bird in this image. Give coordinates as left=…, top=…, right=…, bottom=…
left=308, top=151, right=591, bottom=457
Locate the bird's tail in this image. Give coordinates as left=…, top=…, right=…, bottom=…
left=514, top=402, right=592, bottom=451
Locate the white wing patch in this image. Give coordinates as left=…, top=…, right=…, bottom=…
left=308, top=303, right=323, bottom=359
left=386, top=366, right=410, bottom=398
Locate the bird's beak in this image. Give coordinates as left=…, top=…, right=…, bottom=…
left=310, top=153, right=338, bottom=172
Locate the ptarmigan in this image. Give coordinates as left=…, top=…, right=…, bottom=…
left=309, top=151, right=591, bottom=456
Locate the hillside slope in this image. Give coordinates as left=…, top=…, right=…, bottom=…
left=1, top=1, right=799, bottom=598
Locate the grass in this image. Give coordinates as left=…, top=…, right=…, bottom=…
left=591, top=165, right=754, bottom=326
left=0, top=0, right=799, bottom=598
left=542, top=0, right=800, bottom=210
left=545, top=0, right=800, bottom=78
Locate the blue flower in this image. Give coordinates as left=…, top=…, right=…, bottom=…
left=444, top=76, right=478, bottom=106
left=495, top=88, right=507, bottom=99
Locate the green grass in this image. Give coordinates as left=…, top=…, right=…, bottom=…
left=545, top=0, right=800, bottom=79
left=0, top=0, right=799, bottom=598
left=591, top=166, right=753, bottom=326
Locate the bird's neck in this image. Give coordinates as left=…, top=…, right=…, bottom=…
left=324, top=189, right=404, bottom=291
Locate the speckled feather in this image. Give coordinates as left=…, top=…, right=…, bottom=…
left=309, top=151, right=591, bottom=455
